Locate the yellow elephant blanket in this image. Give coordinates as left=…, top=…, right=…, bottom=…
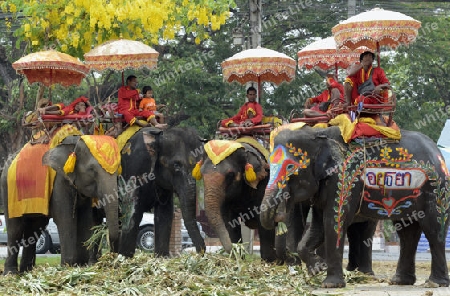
left=81, top=135, right=121, bottom=174
left=7, top=143, right=55, bottom=218
left=8, top=124, right=81, bottom=218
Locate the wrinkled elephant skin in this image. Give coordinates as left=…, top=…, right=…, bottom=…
left=201, top=139, right=305, bottom=263
left=261, top=126, right=450, bottom=288
left=1, top=135, right=119, bottom=274
left=118, top=127, right=206, bottom=257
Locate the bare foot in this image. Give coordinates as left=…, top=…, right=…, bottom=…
left=155, top=123, right=168, bottom=129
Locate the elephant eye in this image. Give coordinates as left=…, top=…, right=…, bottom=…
left=173, top=161, right=182, bottom=171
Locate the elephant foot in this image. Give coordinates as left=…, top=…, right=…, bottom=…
left=321, top=276, right=346, bottom=288
left=3, top=268, right=19, bottom=276
left=426, top=276, right=450, bottom=287
left=358, top=268, right=375, bottom=276
left=346, top=262, right=357, bottom=272
left=348, top=265, right=374, bottom=275
left=307, top=259, right=327, bottom=276
left=389, top=273, right=416, bottom=285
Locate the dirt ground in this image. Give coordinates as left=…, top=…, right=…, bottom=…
left=311, top=261, right=450, bottom=296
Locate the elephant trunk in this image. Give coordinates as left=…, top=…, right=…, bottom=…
left=177, top=174, right=206, bottom=253
left=260, top=187, right=278, bottom=230
left=203, top=172, right=232, bottom=253
left=98, top=176, right=120, bottom=251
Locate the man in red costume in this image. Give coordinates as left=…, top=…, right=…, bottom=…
left=344, top=51, right=391, bottom=105
left=37, top=96, right=90, bottom=115
left=221, top=86, right=263, bottom=127
left=118, top=75, right=161, bottom=127
left=303, top=74, right=345, bottom=118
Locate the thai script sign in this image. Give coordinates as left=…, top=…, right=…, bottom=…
left=363, top=168, right=428, bottom=190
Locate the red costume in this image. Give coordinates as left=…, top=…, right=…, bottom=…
left=307, top=79, right=345, bottom=112
left=118, top=86, right=155, bottom=125
left=221, top=101, right=263, bottom=127
left=60, top=96, right=90, bottom=115
left=345, top=66, right=390, bottom=105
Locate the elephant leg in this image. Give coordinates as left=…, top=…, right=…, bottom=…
left=389, top=219, right=421, bottom=285
left=89, top=208, right=104, bottom=264
left=3, top=218, right=24, bottom=275
left=118, top=186, right=147, bottom=257
left=356, top=220, right=376, bottom=274
left=297, top=206, right=326, bottom=275
left=76, top=200, right=94, bottom=265
left=346, top=220, right=376, bottom=274
left=322, top=206, right=347, bottom=288
left=278, top=203, right=305, bottom=265
left=421, top=212, right=450, bottom=286
left=51, top=176, right=78, bottom=265
left=119, top=209, right=144, bottom=257
left=258, top=225, right=277, bottom=263
left=154, top=187, right=174, bottom=257
left=346, top=222, right=361, bottom=271
left=19, top=216, right=49, bottom=273
left=225, top=213, right=242, bottom=244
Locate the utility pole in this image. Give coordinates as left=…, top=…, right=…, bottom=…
left=248, top=0, right=262, bottom=49
left=348, top=0, right=356, bottom=17
left=241, top=0, right=262, bottom=253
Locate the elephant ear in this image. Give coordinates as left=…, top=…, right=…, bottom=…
left=142, top=128, right=163, bottom=157
left=142, top=128, right=163, bottom=177
left=313, top=135, right=344, bottom=181
left=42, top=136, right=78, bottom=182
left=243, top=144, right=268, bottom=189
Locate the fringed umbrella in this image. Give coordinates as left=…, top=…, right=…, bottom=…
left=332, top=8, right=421, bottom=65
left=297, top=37, right=369, bottom=75
left=221, top=46, right=296, bottom=100
left=84, top=39, right=159, bottom=85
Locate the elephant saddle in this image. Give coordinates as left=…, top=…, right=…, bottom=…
left=7, top=143, right=56, bottom=218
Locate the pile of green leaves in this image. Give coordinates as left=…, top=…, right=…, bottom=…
left=0, top=244, right=374, bottom=295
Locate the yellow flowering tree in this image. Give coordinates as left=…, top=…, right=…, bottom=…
left=1, top=0, right=234, bottom=57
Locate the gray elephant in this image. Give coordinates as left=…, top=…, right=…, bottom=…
left=1, top=133, right=120, bottom=274
left=118, top=126, right=206, bottom=257
left=198, top=137, right=370, bottom=265
left=261, top=125, right=450, bottom=288
left=195, top=138, right=299, bottom=262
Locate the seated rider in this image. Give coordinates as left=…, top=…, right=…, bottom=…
left=303, top=74, right=345, bottom=118
left=118, top=75, right=164, bottom=128
left=139, top=85, right=165, bottom=124
left=344, top=51, right=391, bottom=106
left=221, top=86, right=263, bottom=127
left=38, top=96, right=90, bottom=116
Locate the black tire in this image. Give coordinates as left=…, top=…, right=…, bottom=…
left=36, top=231, right=51, bottom=254
left=136, top=225, right=155, bottom=252
left=49, top=245, right=61, bottom=254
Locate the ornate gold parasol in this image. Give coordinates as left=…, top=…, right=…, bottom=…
left=84, top=39, right=159, bottom=72
left=297, top=37, right=368, bottom=75
left=221, top=46, right=296, bottom=98
left=332, top=8, right=421, bottom=64
left=12, top=50, right=89, bottom=87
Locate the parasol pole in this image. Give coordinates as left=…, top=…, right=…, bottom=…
left=335, top=62, right=338, bottom=77
left=257, top=76, right=262, bottom=103
left=49, top=69, right=53, bottom=101
left=376, top=41, right=381, bottom=67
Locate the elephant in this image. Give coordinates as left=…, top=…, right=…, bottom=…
left=198, top=137, right=369, bottom=265
left=196, top=138, right=305, bottom=262
left=260, top=125, right=450, bottom=288
left=1, top=133, right=120, bottom=274
left=118, top=126, right=206, bottom=257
